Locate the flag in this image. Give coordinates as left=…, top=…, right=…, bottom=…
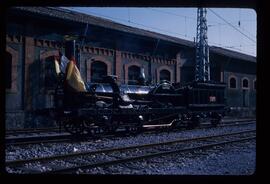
left=60, top=55, right=69, bottom=73
left=66, top=60, right=87, bottom=92
left=54, top=59, right=61, bottom=75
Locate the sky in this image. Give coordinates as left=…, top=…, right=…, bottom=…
left=63, top=7, right=257, bottom=56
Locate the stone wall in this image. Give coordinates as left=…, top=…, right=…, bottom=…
left=24, top=112, right=57, bottom=129
left=224, top=71, right=256, bottom=108
left=5, top=111, right=25, bottom=129
left=6, top=111, right=57, bottom=130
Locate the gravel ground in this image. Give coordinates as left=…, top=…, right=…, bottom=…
left=82, top=139, right=255, bottom=175
left=5, top=122, right=256, bottom=174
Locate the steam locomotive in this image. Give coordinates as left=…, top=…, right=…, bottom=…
left=46, top=41, right=227, bottom=136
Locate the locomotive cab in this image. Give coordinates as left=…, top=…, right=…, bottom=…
left=186, top=81, right=226, bottom=109
left=185, top=81, right=227, bottom=126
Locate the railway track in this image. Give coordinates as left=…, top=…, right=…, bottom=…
left=203, top=119, right=256, bottom=128
left=6, top=127, right=60, bottom=136
left=5, top=118, right=255, bottom=135
left=5, top=119, right=256, bottom=146
left=221, top=118, right=256, bottom=125
left=6, top=129, right=256, bottom=174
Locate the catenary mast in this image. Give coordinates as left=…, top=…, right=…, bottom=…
left=195, top=8, right=210, bottom=82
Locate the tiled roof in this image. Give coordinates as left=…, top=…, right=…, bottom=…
left=210, top=46, right=256, bottom=62
left=11, top=6, right=256, bottom=62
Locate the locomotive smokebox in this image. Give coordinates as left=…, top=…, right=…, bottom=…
left=65, top=40, right=76, bottom=61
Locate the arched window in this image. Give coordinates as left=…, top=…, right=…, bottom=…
left=128, top=65, right=140, bottom=85
left=242, top=78, right=249, bottom=88
left=91, top=61, right=107, bottom=83
left=44, top=56, right=58, bottom=90
left=160, top=69, right=171, bottom=82
left=229, top=77, right=237, bottom=89
left=5, top=52, right=12, bottom=89
left=254, top=80, right=256, bottom=90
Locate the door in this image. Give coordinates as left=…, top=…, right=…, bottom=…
left=242, top=89, right=249, bottom=107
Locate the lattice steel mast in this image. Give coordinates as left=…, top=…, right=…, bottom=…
left=195, top=8, right=210, bottom=82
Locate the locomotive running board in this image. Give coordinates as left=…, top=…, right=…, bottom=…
left=143, top=123, right=173, bottom=128
left=77, top=107, right=187, bottom=116
left=143, top=118, right=178, bottom=128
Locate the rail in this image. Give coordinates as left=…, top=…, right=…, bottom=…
left=6, top=129, right=256, bottom=173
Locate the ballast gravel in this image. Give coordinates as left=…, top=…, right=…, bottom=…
left=6, top=122, right=256, bottom=175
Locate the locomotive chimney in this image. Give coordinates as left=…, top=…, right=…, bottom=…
left=138, top=67, right=146, bottom=85
left=65, top=40, right=76, bottom=60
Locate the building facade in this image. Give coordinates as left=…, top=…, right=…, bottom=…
left=5, top=7, right=256, bottom=129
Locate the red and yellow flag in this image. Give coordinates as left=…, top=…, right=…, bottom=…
left=66, top=60, right=86, bottom=92
left=54, top=59, right=61, bottom=75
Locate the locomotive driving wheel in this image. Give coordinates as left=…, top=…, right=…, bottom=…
left=63, top=119, right=85, bottom=136
left=187, top=115, right=200, bottom=129
left=84, top=117, right=110, bottom=137
left=126, top=125, right=141, bottom=135
left=126, top=116, right=143, bottom=135
left=87, top=125, right=109, bottom=137
left=210, top=112, right=222, bottom=127
left=211, top=119, right=219, bottom=127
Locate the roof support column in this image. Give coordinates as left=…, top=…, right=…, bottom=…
left=24, top=36, right=35, bottom=110
left=176, top=52, right=181, bottom=83
left=115, top=50, right=122, bottom=83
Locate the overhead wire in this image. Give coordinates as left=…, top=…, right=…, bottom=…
left=238, top=8, right=242, bottom=51
left=63, top=7, right=256, bottom=55
left=207, top=8, right=256, bottom=43
left=149, top=8, right=197, bottom=21
left=65, top=7, right=194, bottom=40
left=147, top=7, right=256, bottom=55
left=208, top=23, right=256, bottom=39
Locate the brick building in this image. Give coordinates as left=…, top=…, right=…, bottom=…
left=5, top=7, right=256, bottom=128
